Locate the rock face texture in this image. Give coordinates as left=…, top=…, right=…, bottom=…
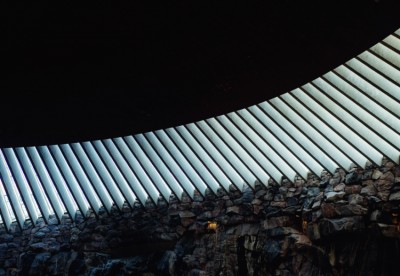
left=1, top=160, right=400, bottom=275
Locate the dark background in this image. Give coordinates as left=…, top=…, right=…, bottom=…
left=4, top=0, right=400, bottom=147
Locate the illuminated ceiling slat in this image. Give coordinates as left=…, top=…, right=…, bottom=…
left=128, top=135, right=184, bottom=200
left=163, top=128, right=223, bottom=193
left=3, top=148, right=40, bottom=225
left=143, top=132, right=198, bottom=199
left=15, top=147, right=53, bottom=223
left=154, top=131, right=209, bottom=195
left=322, top=72, right=400, bottom=133
left=58, top=144, right=102, bottom=216
left=370, top=43, right=400, bottom=70
left=102, top=139, right=151, bottom=205
left=217, top=114, right=285, bottom=183
left=0, top=28, right=400, bottom=229
left=38, top=146, right=78, bottom=219
left=0, top=150, right=27, bottom=228
left=79, top=142, right=125, bottom=210
left=91, top=140, right=138, bottom=208
left=26, top=147, right=65, bottom=221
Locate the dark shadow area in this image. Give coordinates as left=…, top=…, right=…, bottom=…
left=4, top=0, right=400, bottom=146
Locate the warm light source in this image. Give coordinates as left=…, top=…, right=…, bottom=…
left=207, top=221, right=218, bottom=230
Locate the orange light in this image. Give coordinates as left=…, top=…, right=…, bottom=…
left=207, top=221, right=218, bottom=230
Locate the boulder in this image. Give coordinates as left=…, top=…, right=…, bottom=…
left=389, top=191, right=400, bottom=201
left=372, top=169, right=383, bottom=180
left=321, top=203, right=338, bottom=218
left=226, top=206, right=241, bottom=215
left=179, top=210, right=196, bottom=218
left=324, top=191, right=346, bottom=202
left=336, top=204, right=368, bottom=217
left=370, top=210, right=381, bottom=221
left=344, top=185, right=362, bottom=194
left=307, top=187, right=321, bottom=197
left=270, top=201, right=287, bottom=208
left=333, top=183, right=345, bottom=192
left=375, top=179, right=393, bottom=192
left=360, top=184, right=377, bottom=196
left=263, top=216, right=291, bottom=230
left=345, top=172, right=362, bottom=184
left=319, top=216, right=365, bottom=237
left=377, top=190, right=391, bottom=201
left=348, top=194, right=365, bottom=205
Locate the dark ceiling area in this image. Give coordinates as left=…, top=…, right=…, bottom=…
left=4, top=0, right=400, bottom=147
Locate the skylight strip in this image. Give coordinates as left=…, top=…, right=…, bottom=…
left=335, top=66, right=400, bottom=116
left=91, top=140, right=137, bottom=207
left=37, top=146, right=78, bottom=219
left=259, top=102, right=338, bottom=173
left=79, top=142, right=125, bottom=209
left=292, top=88, right=382, bottom=166
left=304, top=86, right=399, bottom=163
left=154, top=130, right=211, bottom=195
left=312, top=78, right=400, bottom=149
left=175, top=126, right=238, bottom=191
left=69, top=143, right=114, bottom=212
left=3, top=148, right=40, bottom=224
left=113, top=137, right=172, bottom=201
left=358, top=51, right=400, bottom=86
left=198, top=119, right=264, bottom=189
left=196, top=120, right=260, bottom=189
left=143, top=132, right=199, bottom=197
left=49, top=145, right=91, bottom=216
left=245, top=107, right=321, bottom=177
left=15, top=147, right=53, bottom=222
left=209, top=116, right=273, bottom=184
left=271, top=97, right=353, bottom=170
left=185, top=124, right=246, bottom=190
left=6, top=149, right=41, bottom=223
left=142, top=132, right=195, bottom=198
left=323, top=72, right=400, bottom=133
left=0, top=150, right=28, bottom=227
left=383, top=35, right=400, bottom=52
left=217, top=115, right=282, bottom=183
left=175, top=125, right=237, bottom=191
left=282, top=92, right=368, bottom=168
left=0, top=179, right=12, bottom=229
left=370, top=43, right=400, bottom=70
left=164, top=128, right=223, bottom=193
left=26, top=147, right=65, bottom=221
left=125, top=135, right=184, bottom=200
left=102, top=139, right=151, bottom=205
left=346, top=59, right=400, bottom=102
left=59, top=144, right=103, bottom=215
left=227, top=111, right=300, bottom=181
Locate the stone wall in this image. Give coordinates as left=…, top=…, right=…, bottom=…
left=1, top=160, right=400, bottom=275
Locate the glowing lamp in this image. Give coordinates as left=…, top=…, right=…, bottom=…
left=207, top=221, right=218, bottom=230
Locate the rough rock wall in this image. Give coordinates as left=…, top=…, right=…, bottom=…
left=1, top=160, right=400, bottom=275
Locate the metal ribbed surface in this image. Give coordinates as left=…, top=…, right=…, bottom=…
left=0, top=29, right=399, bottom=229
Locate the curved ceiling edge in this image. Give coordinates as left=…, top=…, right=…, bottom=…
left=0, top=28, right=399, bottom=229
